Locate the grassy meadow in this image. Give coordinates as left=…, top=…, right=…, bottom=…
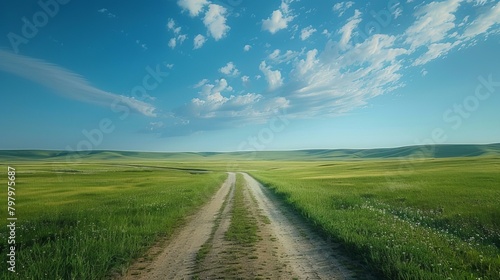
left=1, top=144, right=499, bottom=279
left=250, top=157, right=500, bottom=279
left=0, top=161, right=225, bottom=279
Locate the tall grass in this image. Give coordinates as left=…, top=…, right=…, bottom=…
left=0, top=162, right=225, bottom=279
left=250, top=157, right=500, bottom=279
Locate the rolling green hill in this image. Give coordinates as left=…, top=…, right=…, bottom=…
left=1, top=143, right=499, bottom=162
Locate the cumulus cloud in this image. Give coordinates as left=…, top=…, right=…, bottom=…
left=193, top=34, right=206, bottom=49
left=168, top=78, right=290, bottom=130
left=167, top=18, right=182, bottom=34
left=259, top=61, right=284, bottom=90
left=203, top=4, right=230, bottom=40
left=0, top=50, right=156, bottom=117
left=300, top=25, right=317, bottom=41
left=166, top=19, right=188, bottom=49
left=162, top=0, right=500, bottom=136
left=168, top=38, right=177, bottom=49
left=243, top=44, right=251, bottom=51
left=262, top=1, right=294, bottom=34
left=219, top=62, right=240, bottom=76
left=262, top=10, right=292, bottom=34
left=177, top=0, right=208, bottom=17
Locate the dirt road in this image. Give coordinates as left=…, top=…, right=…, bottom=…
left=122, top=172, right=362, bottom=279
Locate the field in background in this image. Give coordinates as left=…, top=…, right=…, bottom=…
left=1, top=144, right=499, bottom=279
left=0, top=162, right=225, bottom=279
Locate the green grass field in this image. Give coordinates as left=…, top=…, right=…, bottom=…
left=0, top=162, right=225, bottom=279
left=249, top=157, right=500, bottom=279
left=1, top=145, right=499, bottom=279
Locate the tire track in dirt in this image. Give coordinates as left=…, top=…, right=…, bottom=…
left=195, top=173, right=297, bottom=279
left=242, top=172, right=359, bottom=279
left=122, top=173, right=235, bottom=279
left=123, top=172, right=368, bottom=279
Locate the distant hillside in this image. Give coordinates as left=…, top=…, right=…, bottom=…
left=0, top=143, right=499, bottom=162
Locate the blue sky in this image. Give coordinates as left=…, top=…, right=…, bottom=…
left=0, top=0, right=499, bottom=152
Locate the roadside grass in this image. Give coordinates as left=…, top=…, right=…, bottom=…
left=250, top=156, right=500, bottom=280
left=0, top=162, right=225, bottom=279
left=225, top=174, right=259, bottom=245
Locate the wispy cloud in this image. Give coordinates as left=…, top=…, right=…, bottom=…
left=0, top=50, right=156, bottom=117
left=462, top=2, right=500, bottom=39
left=300, top=25, right=317, bottom=41
left=404, top=0, right=461, bottom=50
left=97, top=8, right=116, bottom=18
left=332, top=1, right=354, bottom=17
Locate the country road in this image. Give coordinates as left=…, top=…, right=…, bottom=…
left=122, top=172, right=363, bottom=279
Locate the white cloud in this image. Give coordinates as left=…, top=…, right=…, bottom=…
left=193, top=34, right=206, bottom=49
left=168, top=38, right=177, bottom=49
left=165, top=63, right=174, bottom=69
left=166, top=19, right=188, bottom=49
left=262, top=10, right=292, bottom=34
left=262, top=1, right=294, bottom=34
left=167, top=18, right=182, bottom=34
left=259, top=61, right=283, bottom=90
left=339, top=10, right=362, bottom=49
left=462, top=2, right=500, bottom=39
left=203, top=4, right=230, bottom=40
left=404, top=0, right=462, bottom=50
left=184, top=78, right=277, bottom=121
left=300, top=26, right=317, bottom=41
left=177, top=0, right=209, bottom=17
left=332, top=1, right=354, bottom=17
left=219, top=62, right=240, bottom=76
left=243, top=44, right=251, bottom=51
left=147, top=121, right=165, bottom=131
left=268, top=49, right=300, bottom=64
left=281, top=33, right=409, bottom=117
left=392, top=7, right=403, bottom=19
left=163, top=0, right=500, bottom=135
left=135, top=40, right=148, bottom=50
left=467, top=0, right=490, bottom=6
left=413, top=42, right=457, bottom=65
left=177, top=34, right=188, bottom=44
left=241, top=75, right=250, bottom=84
left=295, top=49, right=319, bottom=76
left=0, top=50, right=156, bottom=117
left=98, top=8, right=116, bottom=18
left=194, top=78, right=209, bottom=88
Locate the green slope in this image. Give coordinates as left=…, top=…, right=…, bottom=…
left=1, top=143, right=499, bottom=161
